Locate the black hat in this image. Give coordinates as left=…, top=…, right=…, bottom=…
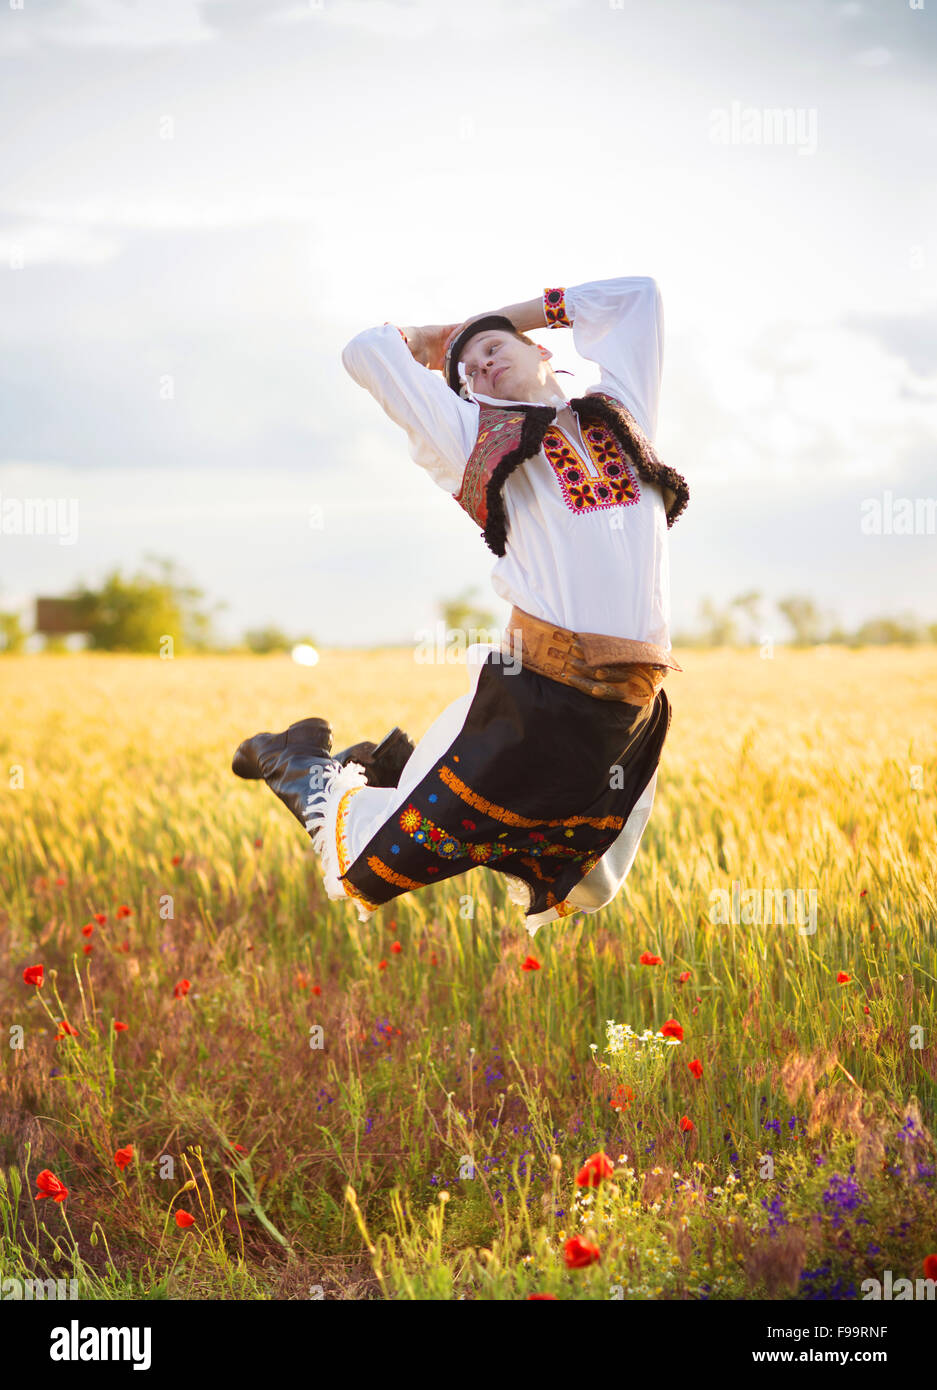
left=444, top=315, right=531, bottom=395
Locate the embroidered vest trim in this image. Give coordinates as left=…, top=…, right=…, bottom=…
left=454, top=391, right=689, bottom=556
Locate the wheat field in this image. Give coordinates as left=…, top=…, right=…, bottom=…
left=1, top=648, right=934, bottom=1300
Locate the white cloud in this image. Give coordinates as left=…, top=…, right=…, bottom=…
left=0, top=0, right=580, bottom=52
left=0, top=193, right=330, bottom=232
left=290, top=0, right=579, bottom=38
left=664, top=320, right=937, bottom=487
left=0, top=221, right=123, bottom=266
left=0, top=0, right=214, bottom=54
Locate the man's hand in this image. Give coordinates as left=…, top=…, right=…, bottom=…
left=399, top=323, right=462, bottom=371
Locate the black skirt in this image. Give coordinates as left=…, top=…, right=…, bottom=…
left=340, top=652, right=671, bottom=922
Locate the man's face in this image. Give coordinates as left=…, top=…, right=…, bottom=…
left=458, top=329, right=543, bottom=400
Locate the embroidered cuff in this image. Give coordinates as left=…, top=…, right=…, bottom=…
left=543, top=288, right=571, bottom=328
left=383, top=321, right=409, bottom=345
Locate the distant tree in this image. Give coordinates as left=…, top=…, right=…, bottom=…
left=730, top=590, right=763, bottom=643
left=0, top=612, right=25, bottom=653
left=698, top=597, right=738, bottom=647
left=676, top=596, right=937, bottom=649
left=777, top=595, right=824, bottom=647
left=244, top=626, right=292, bottom=654
left=68, top=556, right=215, bottom=653
left=142, top=554, right=220, bottom=650
left=439, top=587, right=498, bottom=639
left=849, top=615, right=922, bottom=647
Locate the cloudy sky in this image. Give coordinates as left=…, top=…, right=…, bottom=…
left=1, top=0, right=934, bottom=646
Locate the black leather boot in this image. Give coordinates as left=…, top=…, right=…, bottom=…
left=232, top=717, right=331, bottom=779
left=231, top=717, right=338, bottom=829
left=333, top=726, right=415, bottom=788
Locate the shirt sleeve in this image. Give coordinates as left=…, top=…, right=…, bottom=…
left=545, top=277, right=665, bottom=440
left=341, top=323, right=479, bottom=495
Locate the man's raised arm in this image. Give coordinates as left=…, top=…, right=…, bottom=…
left=548, top=277, right=665, bottom=440
left=452, top=296, right=550, bottom=338
left=341, top=321, right=479, bottom=495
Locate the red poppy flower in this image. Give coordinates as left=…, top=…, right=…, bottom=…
left=311, top=984, right=321, bottom=996
left=429, top=953, right=438, bottom=966
left=660, top=1019, right=684, bottom=1042
left=923, top=1255, right=937, bottom=1281
left=254, top=837, right=262, bottom=848
left=81, top=923, right=93, bottom=937
left=859, top=889, right=867, bottom=897
left=521, top=956, right=541, bottom=972
left=35, top=1170, right=69, bottom=1203
left=563, top=1236, right=600, bottom=1269
left=22, top=964, right=43, bottom=987
left=610, top=1084, right=634, bottom=1112
left=116, top=905, right=132, bottom=918
left=114, top=1145, right=133, bottom=1171
left=575, top=1152, right=615, bottom=1188
left=678, top=970, right=691, bottom=984
left=231, top=1143, right=247, bottom=1154
left=119, top=940, right=131, bottom=953
left=173, top=979, right=190, bottom=998
left=527, top=1293, right=558, bottom=1300
left=390, top=941, right=402, bottom=954
left=863, top=1006, right=870, bottom=1015
left=114, top=1020, right=128, bottom=1032
left=175, top=1210, right=195, bottom=1229
left=57, top=1020, right=79, bottom=1037
left=55, top=876, right=67, bottom=886
left=688, top=1058, right=703, bottom=1079
left=679, top=1115, right=694, bottom=1133
left=94, top=913, right=107, bottom=925
left=83, top=944, right=93, bottom=955
left=639, top=951, right=662, bottom=965
left=171, top=854, right=182, bottom=866
left=378, top=959, right=388, bottom=971
left=836, top=972, right=852, bottom=985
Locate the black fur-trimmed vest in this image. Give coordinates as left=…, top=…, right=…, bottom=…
left=454, top=390, right=689, bottom=557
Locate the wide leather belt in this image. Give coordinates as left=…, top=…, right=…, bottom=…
left=501, top=604, right=681, bottom=705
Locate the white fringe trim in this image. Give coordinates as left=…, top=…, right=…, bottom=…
left=303, top=760, right=370, bottom=901
left=503, top=873, right=533, bottom=912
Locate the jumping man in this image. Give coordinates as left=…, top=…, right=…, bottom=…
left=232, top=277, right=689, bottom=936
